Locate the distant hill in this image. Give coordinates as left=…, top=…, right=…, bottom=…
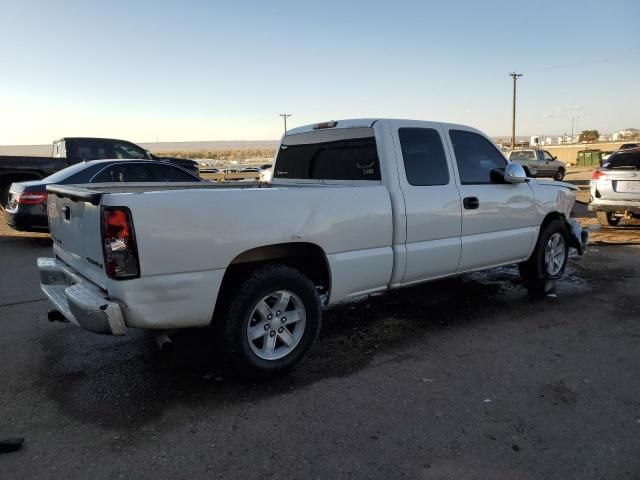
left=0, top=140, right=279, bottom=157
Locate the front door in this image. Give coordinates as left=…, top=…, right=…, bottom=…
left=444, top=128, right=538, bottom=272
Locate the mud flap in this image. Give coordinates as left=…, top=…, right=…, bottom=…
left=566, top=218, right=588, bottom=255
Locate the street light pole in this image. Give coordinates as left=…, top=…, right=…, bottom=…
left=279, top=113, right=292, bottom=134
left=509, top=72, right=523, bottom=149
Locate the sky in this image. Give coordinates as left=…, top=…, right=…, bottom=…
left=0, top=0, right=638, bottom=145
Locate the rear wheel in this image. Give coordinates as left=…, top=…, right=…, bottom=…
left=216, top=264, right=321, bottom=378
left=596, top=211, right=621, bottom=227
left=554, top=168, right=565, bottom=181
left=519, top=218, right=569, bottom=293
left=0, top=183, right=9, bottom=211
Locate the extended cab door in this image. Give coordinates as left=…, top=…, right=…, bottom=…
left=443, top=127, right=537, bottom=272
left=389, top=121, right=462, bottom=284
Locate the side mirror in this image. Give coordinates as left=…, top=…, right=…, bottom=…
left=144, top=149, right=153, bottom=160
left=553, top=156, right=558, bottom=160
left=504, top=163, right=528, bottom=184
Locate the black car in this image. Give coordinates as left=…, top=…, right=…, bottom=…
left=4, top=159, right=204, bottom=232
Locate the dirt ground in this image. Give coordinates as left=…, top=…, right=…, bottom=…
left=0, top=201, right=638, bottom=479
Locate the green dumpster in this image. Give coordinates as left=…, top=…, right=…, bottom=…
left=576, top=150, right=602, bottom=166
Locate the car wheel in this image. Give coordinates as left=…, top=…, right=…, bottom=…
left=0, top=184, right=9, bottom=211
left=217, top=264, right=321, bottom=378
left=596, top=211, right=621, bottom=227
left=554, top=168, right=565, bottom=181
left=519, top=218, right=569, bottom=293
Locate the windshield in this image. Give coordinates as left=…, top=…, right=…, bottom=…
left=43, top=162, right=90, bottom=182
left=602, top=151, right=640, bottom=169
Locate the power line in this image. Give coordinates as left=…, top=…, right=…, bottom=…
left=521, top=52, right=640, bottom=74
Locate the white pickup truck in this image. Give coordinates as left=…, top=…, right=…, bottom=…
left=39, top=119, right=588, bottom=377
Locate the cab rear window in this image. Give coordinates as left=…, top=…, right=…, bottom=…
left=274, top=127, right=381, bottom=181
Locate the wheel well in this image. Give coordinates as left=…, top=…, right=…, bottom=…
left=539, top=212, right=566, bottom=235
left=216, top=242, right=331, bottom=310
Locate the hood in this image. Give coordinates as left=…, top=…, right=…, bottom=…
left=532, top=179, right=578, bottom=191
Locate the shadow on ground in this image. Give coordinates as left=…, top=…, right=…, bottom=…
left=38, top=263, right=591, bottom=432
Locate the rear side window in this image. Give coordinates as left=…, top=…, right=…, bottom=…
left=509, top=150, right=536, bottom=160
left=398, top=128, right=449, bottom=186
left=450, top=130, right=507, bottom=184
left=70, top=140, right=111, bottom=161
left=152, top=164, right=201, bottom=182
left=274, top=127, right=381, bottom=181
left=92, top=163, right=155, bottom=182
left=602, top=152, right=640, bottom=169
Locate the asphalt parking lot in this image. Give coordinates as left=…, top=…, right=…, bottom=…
left=1, top=204, right=639, bottom=479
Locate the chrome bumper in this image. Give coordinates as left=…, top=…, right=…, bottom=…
left=37, top=257, right=126, bottom=335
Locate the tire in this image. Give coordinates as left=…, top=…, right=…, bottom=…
left=596, top=211, right=621, bottom=227
left=519, top=218, right=569, bottom=293
left=216, top=263, right=321, bottom=378
left=0, top=183, right=9, bottom=211
left=554, top=168, right=565, bottom=181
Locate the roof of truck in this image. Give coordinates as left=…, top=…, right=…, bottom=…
left=285, top=118, right=482, bottom=136
left=53, top=137, right=133, bottom=143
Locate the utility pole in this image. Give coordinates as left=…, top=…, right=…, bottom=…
left=509, top=73, right=523, bottom=149
left=279, top=113, right=292, bottom=134
left=571, top=117, right=575, bottom=142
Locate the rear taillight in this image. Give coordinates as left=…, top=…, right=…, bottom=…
left=16, top=192, right=48, bottom=204
left=591, top=170, right=607, bottom=181
left=101, top=206, right=140, bottom=280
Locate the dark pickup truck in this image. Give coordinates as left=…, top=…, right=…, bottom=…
left=0, top=137, right=198, bottom=207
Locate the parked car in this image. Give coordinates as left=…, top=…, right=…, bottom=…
left=259, top=167, right=273, bottom=183
left=619, top=143, right=640, bottom=150
left=5, top=159, right=203, bottom=232
left=39, top=118, right=587, bottom=378
left=0, top=137, right=199, bottom=208
left=601, top=143, right=640, bottom=163
left=589, top=147, right=640, bottom=226
left=507, top=149, right=566, bottom=180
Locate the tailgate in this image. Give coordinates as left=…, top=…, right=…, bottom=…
left=47, top=186, right=107, bottom=289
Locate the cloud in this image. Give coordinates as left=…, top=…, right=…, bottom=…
left=556, top=105, right=584, bottom=113
left=543, top=105, right=585, bottom=118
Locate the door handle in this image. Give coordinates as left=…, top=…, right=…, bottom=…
left=463, top=196, right=479, bottom=210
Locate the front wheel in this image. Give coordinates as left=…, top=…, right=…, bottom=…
left=596, top=211, right=621, bottom=227
left=216, top=264, right=321, bottom=378
left=519, top=219, right=569, bottom=293
left=554, top=168, right=565, bottom=181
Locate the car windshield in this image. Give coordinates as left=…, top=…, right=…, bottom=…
left=602, top=152, right=640, bottom=169
left=43, top=162, right=91, bottom=182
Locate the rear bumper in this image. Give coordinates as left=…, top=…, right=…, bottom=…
left=5, top=208, right=49, bottom=232
left=37, top=257, right=126, bottom=335
left=588, top=198, right=640, bottom=214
